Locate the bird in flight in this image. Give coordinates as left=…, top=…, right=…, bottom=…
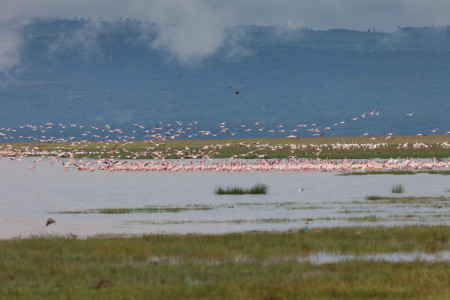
left=46, top=218, right=56, bottom=226
left=229, top=86, right=246, bottom=95
left=109, top=143, right=119, bottom=153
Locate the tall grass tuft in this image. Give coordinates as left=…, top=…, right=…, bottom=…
left=391, top=184, right=405, bottom=194
left=365, top=195, right=384, bottom=200
left=215, top=183, right=268, bottom=195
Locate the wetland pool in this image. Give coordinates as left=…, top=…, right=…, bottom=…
left=0, top=158, right=449, bottom=239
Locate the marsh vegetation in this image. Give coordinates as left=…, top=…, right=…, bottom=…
left=340, top=170, right=450, bottom=176
left=1, top=135, right=449, bottom=160
left=57, top=205, right=214, bottom=214
left=215, top=183, right=268, bottom=195
left=392, top=184, right=405, bottom=193
left=1, top=226, right=448, bottom=299
left=364, top=195, right=449, bottom=204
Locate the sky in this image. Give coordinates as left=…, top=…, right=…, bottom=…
left=2, top=0, right=450, bottom=31
left=1, top=0, right=450, bottom=70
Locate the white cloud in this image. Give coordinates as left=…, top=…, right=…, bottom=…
left=0, top=21, right=27, bottom=73
left=1, top=0, right=450, bottom=68
left=140, top=0, right=232, bottom=64
left=48, top=20, right=103, bottom=57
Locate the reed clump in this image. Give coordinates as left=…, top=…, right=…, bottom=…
left=215, top=183, right=268, bottom=195
left=392, top=184, right=405, bottom=193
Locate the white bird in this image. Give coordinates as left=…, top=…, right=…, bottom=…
left=298, top=188, right=304, bottom=192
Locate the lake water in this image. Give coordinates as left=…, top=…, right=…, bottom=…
left=0, top=158, right=449, bottom=239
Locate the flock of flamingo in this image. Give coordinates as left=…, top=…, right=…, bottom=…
left=61, top=157, right=450, bottom=172
left=0, top=108, right=448, bottom=143
left=0, top=139, right=449, bottom=173
left=0, top=107, right=449, bottom=173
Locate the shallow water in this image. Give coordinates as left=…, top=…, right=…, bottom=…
left=0, top=158, right=449, bottom=239
left=146, top=251, right=450, bottom=264
left=304, top=250, right=450, bottom=264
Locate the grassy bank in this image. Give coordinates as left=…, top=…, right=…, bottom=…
left=1, top=135, right=449, bottom=159
left=1, top=226, right=449, bottom=299
left=340, top=170, right=450, bottom=176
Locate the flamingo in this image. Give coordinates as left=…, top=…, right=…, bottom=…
left=109, top=143, right=119, bottom=153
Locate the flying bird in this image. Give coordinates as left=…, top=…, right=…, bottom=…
left=46, top=218, right=56, bottom=226
left=229, top=86, right=246, bottom=95
left=109, top=143, right=119, bottom=153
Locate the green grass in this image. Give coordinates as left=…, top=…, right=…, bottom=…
left=364, top=195, right=449, bottom=204
left=339, top=170, right=450, bottom=176
left=392, top=184, right=405, bottom=193
left=348, top=215, right=381, bottom=222
left=0, top=226, right=449, bottom=299
left=1, top=134, right=449, bottom=159
left=339, top=170, right=417, bottom=176
left=56, top=205, right=214, bottom=214
left=128, top=217, right=342, bottom=225
left=215, top=183, right=268, bottom=195
left=425, top=170, right=450, bottom=175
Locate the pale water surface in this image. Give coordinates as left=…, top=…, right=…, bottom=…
left=1, top=158, right=449, bottom=239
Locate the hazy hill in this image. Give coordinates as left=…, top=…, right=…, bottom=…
left=0, top=18, right=449, bottom=137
